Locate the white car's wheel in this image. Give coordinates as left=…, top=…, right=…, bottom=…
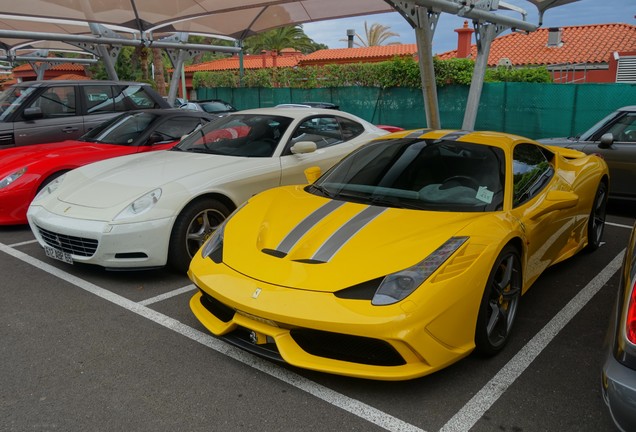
left=169, top=198, right=230, bottom=273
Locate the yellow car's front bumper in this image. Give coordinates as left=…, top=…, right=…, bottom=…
left=188, top=254, right=487, bottom=381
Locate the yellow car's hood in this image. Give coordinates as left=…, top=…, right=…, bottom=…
left=222, top=186, right=483, bottom=292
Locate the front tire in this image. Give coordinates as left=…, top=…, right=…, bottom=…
left=585, top=181, right=607, bottom=252
left=475, top=245, right=522, bottom=356
left=168, top=198, right=230, bottom=273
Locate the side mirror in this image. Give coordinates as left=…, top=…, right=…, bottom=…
left=304, top=166, right=322, bottom=183
left=23, top=106, right=43, bottom=120
left=291, top=141, right=317, bottom=155
left=530, top=190, right=579, bottom=220
left=598, top=133, right=614, bottom=149
left=146, top=132, right=166, bottom=145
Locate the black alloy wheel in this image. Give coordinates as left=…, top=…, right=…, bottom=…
left=475, top=245, right=522, bottom=356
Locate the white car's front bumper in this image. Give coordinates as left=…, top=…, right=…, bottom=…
left=27, top=205, right=174, bottom=269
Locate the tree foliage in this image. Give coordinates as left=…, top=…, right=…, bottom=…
left=349, top=21, right=401, bottom=47
left=193, top=56, right=552, bottom=89
left=243, top=25, right=319, bottom=54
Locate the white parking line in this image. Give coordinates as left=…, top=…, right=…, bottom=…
left=8, top=239, right=38, bottom=247
left=440, top=250, right=625, bottom=432
left=138, top=284, right=197, bottom=306
left=0, top=242, right=424, bottom=432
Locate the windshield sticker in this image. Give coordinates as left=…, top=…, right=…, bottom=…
left=476, top=186, right=494, bottom=204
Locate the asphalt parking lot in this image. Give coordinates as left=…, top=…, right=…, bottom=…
left=1, top=202, right=634, bottom=432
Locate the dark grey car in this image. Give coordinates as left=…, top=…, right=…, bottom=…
left=539, top=106, right=636, bottom=201
left=601, top=222, right=636, bottom=432
left=0, top=80, right=170, bottom=148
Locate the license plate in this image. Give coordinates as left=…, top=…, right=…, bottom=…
left=44, top=245, right=73, bottom=264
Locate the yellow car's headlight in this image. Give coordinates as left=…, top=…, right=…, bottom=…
left=0, top=167, right=27, bottom=190
left=201, top=218, right=226, bottom=263
left=200, top=202, right=247, bottom=263
left=372, top=236, right=469, bottom=305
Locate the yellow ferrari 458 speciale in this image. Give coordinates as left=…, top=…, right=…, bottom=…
left=188, top=129, right=609, bottom=380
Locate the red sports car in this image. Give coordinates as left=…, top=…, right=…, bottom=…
left=0, top=109, right=212, bottom=225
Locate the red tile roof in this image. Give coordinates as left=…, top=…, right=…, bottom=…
left=184, top=54, right=301, bottom=72
left=437, top=23, right=636, bottom=66
left=300, top=44, right=418, bottom=64
left=12, top=62, right=87, bottom=72
left=51, top=73, right=91, bottom=80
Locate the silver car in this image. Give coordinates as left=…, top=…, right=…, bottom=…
left=601, top=221, right=636, bottom=431
left=0, top=80, right=170, bottom=148
left=539, top=106, right=636, bottom=201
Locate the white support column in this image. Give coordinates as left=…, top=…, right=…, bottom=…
left=461, top=21, right=505, bottom=130
left=391, top=1, right=441, bottom=129
left=162, top=33, right=201, bottom=105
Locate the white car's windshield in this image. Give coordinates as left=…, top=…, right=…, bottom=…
left=310, top=138, right=506, bottom=212
left=174, top=114, right=293, bottom=157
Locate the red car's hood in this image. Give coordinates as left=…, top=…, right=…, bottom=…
left=0, top=140, right=116, bottom=171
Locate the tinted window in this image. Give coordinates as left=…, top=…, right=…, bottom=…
left=290, top=116, right=343, bottom=149
left=338, top=117, right=365, bottom=141
left=607, top=113, right=636, bottom=142
left=152, top=117, right=208, bottom=143
left=199, top=101, right=236, bottom=114
left=176, top=114, right=293, bottom=157
left=121, top=85, right=157, bottom=109
left=27, top=86, right=76, bottom=118
left=85, top=85, right=116, bottom=113
left=0, top=86, right=36, bottom=120
left=311, top=138, right=505, bottom=212
left=512, top=143, right=554, bottom=206
left=81, top=112, right=157, bottom=145
left=84, top=84, right=160, bottom=114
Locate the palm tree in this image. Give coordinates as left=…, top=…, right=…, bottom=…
left=348, top=21, right=401, bottom=47
left=244, top=25, right=316, bottom=54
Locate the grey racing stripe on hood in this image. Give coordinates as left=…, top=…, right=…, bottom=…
left=311, top=205, right=387, bottom=263
left=276, top=199, right=346, bottom=255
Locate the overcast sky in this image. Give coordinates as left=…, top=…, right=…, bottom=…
left=302, top=0, right=635, bottom=54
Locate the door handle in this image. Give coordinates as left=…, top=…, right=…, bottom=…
left=62, top=127, right=79, bottom=133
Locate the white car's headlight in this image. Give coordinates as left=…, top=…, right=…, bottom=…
left=114, top=188, right=162, bottom=221
left=0, top=167, right=27, bottom=190
left=32, top=173, right=65, bottom=202
left=372, top=236, right=469, bottom=305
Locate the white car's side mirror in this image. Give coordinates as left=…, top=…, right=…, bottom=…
left=290, top=141, right=317, bottom=154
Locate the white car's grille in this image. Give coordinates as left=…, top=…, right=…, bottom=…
left=36, top=225, right=98, bottom=257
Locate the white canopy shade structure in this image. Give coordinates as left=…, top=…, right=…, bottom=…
left=0, top=0, right=580, bottom=129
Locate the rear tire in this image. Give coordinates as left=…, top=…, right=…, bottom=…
left=168, top=198, right=230, bottom=273
left=475, top=245, right=522, bottom=356
left=585, top=181, right=607, bottom=252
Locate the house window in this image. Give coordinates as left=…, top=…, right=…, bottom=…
left=616, top=56, right=636, bottom=83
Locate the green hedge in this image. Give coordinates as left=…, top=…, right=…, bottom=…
left=192, top=57, right=552, bottom=89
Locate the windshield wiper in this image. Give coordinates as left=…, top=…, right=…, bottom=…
left=309, top=184, right=338, bottom=199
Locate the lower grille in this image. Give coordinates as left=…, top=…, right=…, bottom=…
left=199, top=290, right=236, bottom=322
left=290, top=329, right=406, bottom=366
left=198, top=289, right=406, bottom=367
left=36, top=225, right=98, bottom=257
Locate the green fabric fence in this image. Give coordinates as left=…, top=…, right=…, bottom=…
left=197, top=83, right=636, bottom=140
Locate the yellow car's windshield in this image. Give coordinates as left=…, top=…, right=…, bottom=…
left=310, top=138, right=505, bottom=212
